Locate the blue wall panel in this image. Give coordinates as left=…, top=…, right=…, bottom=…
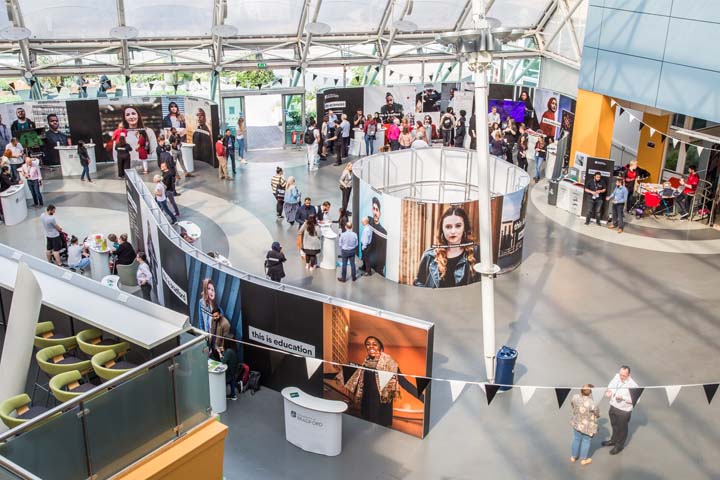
left=593, top=50, right=662, bottom=106
left=602, top=0, right=672, bottom=16
left=671, top=0, right=720, bottom=24
left=664, top=18, right=720, bottom=72
left=598, top=9, right=669, bottom=61
left=584, top=5, right=604, bottom=49
left=656, top=63, right=720, bottom=124
left=578, top=46, right=599, bottom=91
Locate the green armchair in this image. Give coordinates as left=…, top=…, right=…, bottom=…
left=34, top=321, right=77, bottom=350
left=91, top=349, right=137, bottom=381
left=49, top=371, right=97, bottom=403
left=0, top=394, right=49, bottom=429
left=36, top=345, right=92, bottom=377
left=76, top=328, right=129, bottom=357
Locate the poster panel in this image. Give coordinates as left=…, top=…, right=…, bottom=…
left=160, top=96, right=187, bottom=139
left=321, top=305, right=433, bottom=438
left=31, top=100, right=71, bottom=166
left=415, top=83, right=442, bottom=114
left=99, top=97, right=162, bottom=164
left=533, top=89, right=560, bottom=139
left=125, top=177, right=144, bottom=250
left=185, top=96, right=215, bottom=166
left=242, top=282, right=323, bottom=395
left=488, top=100, right=525, bottom=124
left=139, top=199, right=164, bottom=306
left=158, top=231, right=189, bottom=315
left=66, top=99, right=105, bottom=162
left=518, top=87, right=537, bottom=129
left=357, top=181, right=387, bottom=277
left=497, top=188, right=529, bottom=272
left=364, top=85, right=415, bottom=125
left=317, top=87, right=364, bottom=121
left=440, top=83, right=459, bottom=113
left=0, top=102, right=42, bottom=152
left=185, top=255, right=242, bottom=336
left=558, top=94, right=577, bottom=159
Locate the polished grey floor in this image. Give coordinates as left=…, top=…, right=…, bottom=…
left=3, top=153, right=719, bottom=479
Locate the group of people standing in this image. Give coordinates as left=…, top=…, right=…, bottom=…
left=214, top=119, right=248, bottom=180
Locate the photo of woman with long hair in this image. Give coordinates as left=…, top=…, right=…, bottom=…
left=162, top=101, right=186, bottom=133
left=414, top=206, right=480, bottom=288
left=198, top=278, right=217, bottom=333
left=121, top=105, right=158, bottom=169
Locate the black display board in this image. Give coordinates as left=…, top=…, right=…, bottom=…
left=125, top=177, right=144, bottom=252
left=241, top=282, right=324, bottom=396
left=65, top=99, right=105, bottom=162
left=316, top=87, right=365, bottom=121
left=158, top=232, right=189, bottom=315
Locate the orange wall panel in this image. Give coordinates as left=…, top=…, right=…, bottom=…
left=569, top=89, right=616, bottom=165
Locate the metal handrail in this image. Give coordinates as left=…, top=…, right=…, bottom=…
left=0, top=331, right=208, bottom=443
left=0, top=459, right=42, bottom=480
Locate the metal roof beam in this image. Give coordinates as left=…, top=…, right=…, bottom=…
left=5, top=0, right=33, bottom=72
left=115, top=0, right=130, bottom=75
left=541, top=0, right=583, bottom=55
left=562, top=0, right=583, bottom=61
left=299, top=0, right=323, bottom=65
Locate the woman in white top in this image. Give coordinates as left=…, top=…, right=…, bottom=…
left=339, top=163, right=353, bottom=212
left=67, top=235, right=90, bottom=272
left=136, top=251, right=153, bottom=301
left=118, top=106, right=157, bottom=169
left=153, top=174, right=177, bottom=224
left=236, top=118, right=247, bottom=163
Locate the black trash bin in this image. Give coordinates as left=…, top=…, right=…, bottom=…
left=495, top=345, right=518, bottom=391
left=548, top=179, right=560, bottom=206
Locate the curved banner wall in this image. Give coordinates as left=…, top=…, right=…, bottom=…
left=126, top=170, right=434, bottom=438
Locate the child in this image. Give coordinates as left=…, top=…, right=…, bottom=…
left=67, top=235, right=91, bottom=273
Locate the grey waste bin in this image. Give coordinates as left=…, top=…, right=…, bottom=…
left=495, top=345, right=518, bottom=391
left=548, top=179, right=560, bottom=206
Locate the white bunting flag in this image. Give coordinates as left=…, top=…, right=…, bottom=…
left=610, top=99, right=617, bottom=108
left=697, top=146, right=704, bottom=156
left=305, top=357, right=323, bottom=379
left=650, top=127, right=656, bottom=137
left=665, top=385, right=682, bottom=406
left=592, top=387, right=606, bottom=406
left=628, top=113, right=636, bottom=124
left=672, top=137, right=679, bottom=148
left=449, top=380, right=467, bottom=402
left=520, top=386, right=537, bottom=405
left=378, top=370, right=394, bottom=390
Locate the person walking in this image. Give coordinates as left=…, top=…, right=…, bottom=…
left=223, top=129, right=237, bottom=176
left=570, top=384, right=600, bottom=466
left=265, top=242, right=286, bottom=282
left=584, top=172, right=607, bottom=226
left=19, top=156, right=43, bottom=207
left=440, top=107, right=456, bottom=147
left=115, top=135, right=132, bottom=178
left=534, top=135, right=546, bottom=182
left=340, top=114, right=351, bottom=157
left=360, top=216, right=373, bottom=275
left=161, top=162, right=180, bottom=218
left=339, top=163, right=353, bottom=212
left=516, top=124, right=528, bottom=171
left=337, top=222, right=359, bottom=282
left=607, top=177, right=628, bottom=233
left=215, top=135, right=230, bottom=180
left=154, top=174, right=177, bottom=224
left=77, top=141, right=94, bottom=183
left=305, top=119, right=320, bottom=170
left=602, top=365, right=638, bottom=455
left=236, top=118, right=247, bottom=164
left=364, top=114, right=377, bottom=156
left=454, top=109, right=467, bottom=148
left=271, top=167, right=286, bottom=220
left=136, top=251, right=153, bottom=301
left=283, top=176, right=300, bottom=226
left=41, top=205, right=64, bottom=266
left=298, top=214, right=322, bottom=271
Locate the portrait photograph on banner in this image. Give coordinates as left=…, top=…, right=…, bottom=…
left=357, top=181, right=388, bottom=277
left=533, top=89, right=560, bottom=139
left=497, top=188, right=529, bottom=272
left=321, top=304, right=433, bottom=438
left=158, top=231, right=189, bottom=315
left=139, top=199, right=164, bottom=306
left=185, top=255, right=242, bottom=341
left=364, top=85, right=415, bottom=125
left=160, top=96, right=187, bottom=140
left=99, top=97, right=162, bottom=166
left=184, top=97, right=214, bottom=166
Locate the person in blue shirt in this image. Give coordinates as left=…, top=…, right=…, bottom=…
left=607, top=177, right=628, bottom=233
left=338, top=222, right=359, bottom=282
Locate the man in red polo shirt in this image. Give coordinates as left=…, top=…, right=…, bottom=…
left=678, top=165, right=699, bottom=219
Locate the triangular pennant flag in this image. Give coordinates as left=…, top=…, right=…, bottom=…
left=268, top=350, right=285, bottom=374
left=672, top=137, right=679, bottom=148
left=638, top=121, right=644, bottom=131
left=333, top=78, right=339, bottom=85
left=377, top=370, right=394, bottom=390
left=610, top=99, right=617, bottom=108
left=312, top=74, right=317, bottom=80
left=409, top=76, right=414, bottom=83
left=149, top=82, right=154, bottom=90
left=56, top=85, right=62, bottom=93
left=173, top=84, right=178, bottom=93
left=125, top=75, right=131, bottom=83
left=235, top=81, right=240, bottom=87
left=374, top=66, right=381, bottom=72
left=484, top=384, right=501, bottom=405
left=697, top=145, right=704, bottom=156
left=416, top=377, right=431, bottom=396
left=429, top=73, right=434, bottom=81
left=665, top=385, right=682, bottom=406
left=628, top=113, right=636, bottom=123
left=389, top=70, right=395, bottom=77
left=618, top=107, right=625, bottom=117
left=703, top=384, right=719, bottom=404
left=278, top=78, right=283, bottom=85
left=8, top=82, right=15, bottom=91
left=649, top=127, right=656, bottom=137
left=449, top=380, right=466, bottom=402
left=305, top=357, right=323, bottom=379
left=629, top=387, right=644, bottom=406
left=30, top=79, right=36, bottom=87
left=341, top=365, right=358, bottom=383
left=81, top=86, right=87, bottom=93
left=660, top=133, right=667, bottom=143
left=195, top=78, right=201, bottom=84
left=354, top=75, right=360, bottom=83
left=555, top=388, right=571, bottom=408
left=592, top=387, right=606, bottom=406
left=520, top=386, right=537, bottom=405
left=297, top=67, right=302, bottom=73
left=448, top=65, right=454, bottom=72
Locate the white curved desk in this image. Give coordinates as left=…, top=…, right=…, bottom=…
left=281, top=386, right=348, bottom=456
left=56, top=144, right=97, bottom=177
left=180, top=143, right=196, bottom=173
left=319, top=224, right=338, bottom=270
left=0, top=183, right=28, bottom=226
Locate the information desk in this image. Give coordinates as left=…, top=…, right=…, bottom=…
left=208, top=360, right=227, bottom=414
left=319, top=223, right=338, bottom=270
left=176, top=221, right=202, bottom=251
left=56, top=144, right=97, bottom=177
left=350, top=127, right=386, bottom=157
left=87, top=239, right=111, bottom=282
left=0, top=183, right=28, bottom=226
left=180, top=143, right=196, bottom=173
left=281, top=386, right=347, bottom=457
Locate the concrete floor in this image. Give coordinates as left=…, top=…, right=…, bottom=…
left=3, top=153, right=719, bottom=479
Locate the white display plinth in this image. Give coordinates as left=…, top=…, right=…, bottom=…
left=281, top=387, right=347, bottom=457
left=319, top=224, right=338, bottom=270
left=208, top=360, right=227, bottom=414
left=180, top=143, right=195, bottom=173
left=88, top=243, right=111, bottom=281
left=57, top=145, right=97, bottom=177
left=1, top=184, right=28, bottom=226
left=176, top=221, right=202, bottom=251
left=350, top=128, right=365, bottom=157
left=372, top=128, right=386, bottom=155
left=545, top=143, right=558, bottom=180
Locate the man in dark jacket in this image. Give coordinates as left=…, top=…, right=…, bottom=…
left=114, top=233, right=136, bottom=271
left=161, top=161, right=180, bottom=218
left=295, top=197, right=317, bottom=226
left=584, top=172, right=607, bottom=225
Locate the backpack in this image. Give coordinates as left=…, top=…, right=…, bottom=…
left=442, top=117, right=453, bottom=129
left=304, top=128, right=316, bottom=145
left=246, top=370, right=261, bottom=395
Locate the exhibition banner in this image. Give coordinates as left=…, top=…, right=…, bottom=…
left=65, top=99, right=105, bottom=162
left=184, top=97, right=215, bottom=167
left=364, top=85, right=416, bottom=125
left=497, top=188, right=529, bottom=272
left=186, top=254, right=242, bottom=336
left=125, top=176, right=144, bottom=251
left=533, top=89, right=561, bottom=139
left=357, top=182, right=388, bottom=277
left=317, top=87, right=364, bottom=121
left=139, top=199, right=164, bottom=306
left=99, top=97, right=162, bottom=164
left=158, top=231, right=189, bottom=314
